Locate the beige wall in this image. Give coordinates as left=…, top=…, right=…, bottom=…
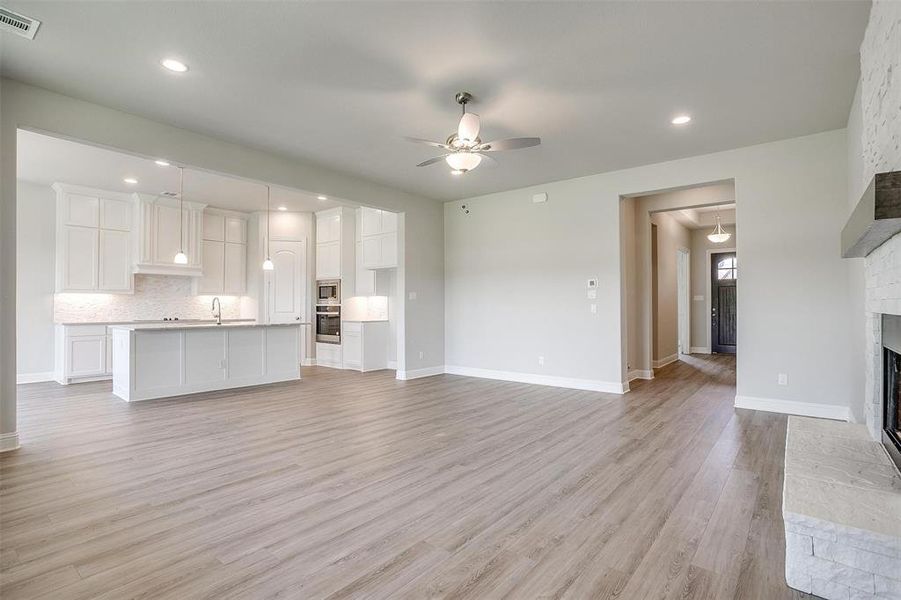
left=650, top=211, right=691, bottom=362
left=690, top=226, right=737, bottom=351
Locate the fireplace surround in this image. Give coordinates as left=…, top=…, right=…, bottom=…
left=882, top=315, right=901, bottom=472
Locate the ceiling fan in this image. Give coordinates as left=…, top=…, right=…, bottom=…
left=406, top=92, right=540, bottom=175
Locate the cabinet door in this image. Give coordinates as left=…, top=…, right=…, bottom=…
left=99, top=229, right=132, bottom=291
left=224, top=243, right=246, bottom=295
left=62, top=226, right=99, bottom=291
left=225, top=218, right=246, bottom=244
left=153, top=204, right=184, bottom=264
left=100, top=198, right=132, bottom=231
left=64, top=193, right=99, bottom=227
left=316, top=241, right=340, bottom=279
left=105, top=335, right=113, bottom=374
left=197, top=240, right=225, bottom=295
left=316, top=212, right=340, bottom=243
left=68, top=335, right=106, bottom=377
left=355, top=241, right=376, bottom=295
left=360, top=208, right=382, bottom=237
left=360, top=236, right=382, bottom=269
left=203, top=212, right=225, bottom=241
left=342, top=330, right=362, bottom=369
left=379, top=232, right=397, bottom=268
left=380, top=210, right=397, bottom=234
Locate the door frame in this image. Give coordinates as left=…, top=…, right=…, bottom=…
left=705, top=246, right=736, bottom=354
left=676, top=246, right=690, bottom=356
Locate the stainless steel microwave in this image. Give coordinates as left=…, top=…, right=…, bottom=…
left=317, top=280, right=340, bottom=305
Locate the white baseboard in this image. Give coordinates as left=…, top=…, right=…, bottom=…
left=734, top=395, right=850, bottom=421
left=387, top=360, right=397, bottom=370
left=628, top=369, right=654, bottom=382
left=16, top=372, right=55, bottom=384
left=0, top=432, right=20, bottom=453
left=444, top=365, right=627, bottom=394
left=302, top=358, right=316, bottom=366
left=653, top=354, right=679, bottom=369
left=690, top=347, right=711, bottom=355
left=396, top=366, right=445, bottom=380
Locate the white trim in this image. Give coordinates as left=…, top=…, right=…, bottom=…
left=444, top=365, right=627, bottom=394
left=0, top=432, right=20, bottom=453
left=689, top=346, right=711, bottom=354
left=16, top=371, right=55, bottom=384
left=301, top=358, right=316, bottom=366
left=628, top=369, right=654, bottom=381
left=652, top=354, right=679, bottom=369
left=706, top=246, right=736, bottom=352
left=734, top=395, right=850, bottom=421
left=396, top=365, right=445, bottom=380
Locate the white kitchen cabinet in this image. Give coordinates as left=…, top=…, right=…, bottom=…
left=54, top=184, right=136, bottom=293
left=316, top=211, right=341, bottom=243
left=99, top=229, right=132, bottom=291
left=54, top=324, right=114, bottom=384
left=316, top=342, right=342, bottom=369
left=195, top=209, right=248, bottom=296
left=133, top=193, right=205, bottom=276
left=60, top=226, right=99, bottom=291
left=316, top=241, right=340, bottom=279
left=341, top=321, right=389, bottom=372
left=359, top=207, right=398, bottom=269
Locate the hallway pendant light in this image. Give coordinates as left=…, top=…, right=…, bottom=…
left=707, top=213, right=731, bottom=244
left=262, top=185, right=274, bottom=271
left=173, top=167, right=189, bottom=264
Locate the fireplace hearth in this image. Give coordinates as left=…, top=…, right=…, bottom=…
left=881, top=314, right=901, bottom=472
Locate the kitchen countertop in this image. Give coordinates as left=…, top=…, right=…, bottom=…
left=343, top=318, right=389, bottom=323
left=57, top=319, right=257, bottom=326
left=109, top=321, right=309, bottom=331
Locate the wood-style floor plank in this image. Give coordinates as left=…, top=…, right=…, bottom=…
left=1, top=356, right=811, bottom=599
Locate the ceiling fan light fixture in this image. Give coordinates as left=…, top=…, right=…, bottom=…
left=446, top=152, right=481, bottom=172
left=450, top=169, right=464, bottom=176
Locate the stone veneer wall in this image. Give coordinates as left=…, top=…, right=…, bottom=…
left=54, top=275, right=243, bottom=323
left=860, top=1, right=901, bottom=440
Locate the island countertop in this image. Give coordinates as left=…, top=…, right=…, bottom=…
left=109, top=321, right=309, bottom=331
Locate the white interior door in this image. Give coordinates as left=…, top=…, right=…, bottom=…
left=267, top=240, right=306, bottom=324
left=676, top=248, right=691, bottom=355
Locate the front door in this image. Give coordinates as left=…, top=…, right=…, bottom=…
left=711, top=252, right=737, bottom=354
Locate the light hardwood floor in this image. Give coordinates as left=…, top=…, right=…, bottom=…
left=1, top=355, right=809, bottom=599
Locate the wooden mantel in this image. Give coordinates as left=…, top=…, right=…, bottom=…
left=842, top=171, right=901, bottom=258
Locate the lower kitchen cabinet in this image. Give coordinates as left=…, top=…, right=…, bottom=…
left=54, top=324, right=114, bottom=384
left=315, top=342, right=342, bottom=369
left=341, top=321, right=389, bottom=372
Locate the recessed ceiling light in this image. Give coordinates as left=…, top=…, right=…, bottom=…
left=155, top=159, right=170, bottom=167
left=160, top=58, right=188, bottom=73
left=123, top=177, right=138, bottom=185
left=671, top=115, right=691, bottom=125
left=277, top=206, right=287, bottom=211
left=317, top=195, right=327, bottom=201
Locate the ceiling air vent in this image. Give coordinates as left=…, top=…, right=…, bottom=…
left=0, top=7, right=40, bottom=40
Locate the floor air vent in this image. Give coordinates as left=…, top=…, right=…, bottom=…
left=0, top=7, right=40, bottom=40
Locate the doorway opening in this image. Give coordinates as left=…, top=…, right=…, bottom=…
left=620, top=180, right=737, bottom=383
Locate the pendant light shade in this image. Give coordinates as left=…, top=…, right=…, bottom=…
left=263, top=184, right=274, bottom=270
left=173, top=166, right=188, bottom=264
left=445, top=152, right=482, bottom=172
left=707, top=214, right=731, bottom=244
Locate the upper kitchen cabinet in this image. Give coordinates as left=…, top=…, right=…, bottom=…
left=53, top=183, right=135, bottom=293
left=315, top=208, right=355, bottom=292
left=133, top=193, right=205, bottom=277
left=195, top=209, right=248, bottom=296
left=359, top=207, right=398, bottom=269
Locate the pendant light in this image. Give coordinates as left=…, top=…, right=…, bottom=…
left=262, top=184, right=274, bottom=271
left=707, top=210, right=731, bottom=244
left=173, top=166, right=189, bottom=264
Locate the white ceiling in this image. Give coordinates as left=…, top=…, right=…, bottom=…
left=2, top=1, right=869, bottom=201
left=17, top=130, right=347, bottom=213
left=669, top=204, right=737, bottom=230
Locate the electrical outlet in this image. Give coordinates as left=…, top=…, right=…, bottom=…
left=778, top=373, right=788, bottom=386
left=418, top=351, right=424, bottom=360
left=590, top=303, right=597, bottom=314
left=538, top=356, right=545, bottom=366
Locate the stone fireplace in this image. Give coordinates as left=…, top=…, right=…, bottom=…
left=880, top=315, right=901, bottom=471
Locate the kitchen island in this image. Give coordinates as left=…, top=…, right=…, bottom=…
left=110, top=322, right=304, bottom=401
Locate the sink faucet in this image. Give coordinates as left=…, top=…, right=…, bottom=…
left=211, top=297, right=222, bottom=325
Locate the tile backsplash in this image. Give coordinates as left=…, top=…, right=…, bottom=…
left=54, top=275, right=243, bottom=323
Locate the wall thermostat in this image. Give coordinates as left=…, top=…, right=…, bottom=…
left=587, top=278, right=598, bottom=288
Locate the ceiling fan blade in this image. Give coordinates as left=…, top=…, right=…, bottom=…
left=404, top=137, right=451, bottom=150
left=457, top=113, right=481, bottom=143
left=416, top=155, right=449, bottom=167
left=478, top=137, right=541, bottom=151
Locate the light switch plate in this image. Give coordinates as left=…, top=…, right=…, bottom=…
left=587, top=289, right=597, bottom=299
left=532, top=192, right=548, bottom=203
